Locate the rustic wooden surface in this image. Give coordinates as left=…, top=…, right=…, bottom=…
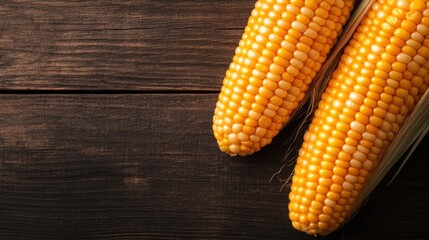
left=0, top=1, right=428, bottom=240
left=0, top=0, right=254, bottom=91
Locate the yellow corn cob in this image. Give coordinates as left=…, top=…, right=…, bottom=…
left=288, top=0, right=429, bottom=236
left=213, top=0, right=355, bottom=156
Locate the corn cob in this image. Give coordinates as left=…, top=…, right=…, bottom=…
left=288, top=0, right=429, bottom=236
left=213, top=0, right=355, bottom=156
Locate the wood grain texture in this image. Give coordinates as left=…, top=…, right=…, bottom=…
left=0, top=94, right=428, bottom=239
left=0, top=0, right=254, bottom=91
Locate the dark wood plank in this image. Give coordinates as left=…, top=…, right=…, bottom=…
left=0, top=94, right=428, bottom=239
left=0, top=0, right=253, bottom=91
